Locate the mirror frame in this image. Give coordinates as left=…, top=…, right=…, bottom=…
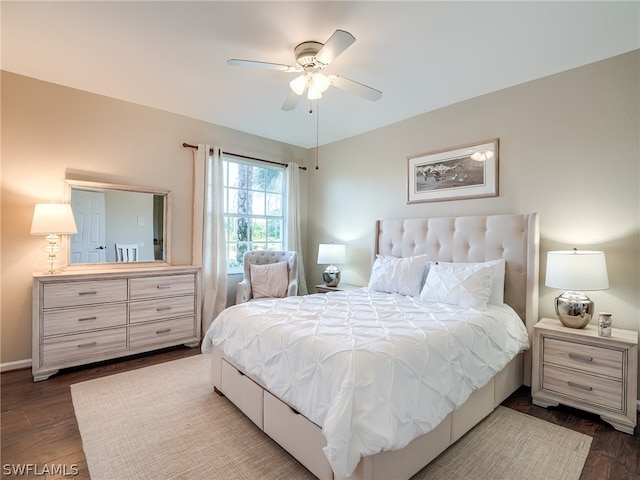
left=64, top=179, right=172, bottom=269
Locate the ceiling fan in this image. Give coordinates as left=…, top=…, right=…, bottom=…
left=227, top=29, right=382, bottom=111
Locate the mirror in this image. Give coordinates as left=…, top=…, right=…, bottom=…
left=65, top=180, right=171, bottom=266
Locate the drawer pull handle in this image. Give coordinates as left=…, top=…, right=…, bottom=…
left=78, top=316, right=98, bottom=322
left=77, top=342, right=97, bottom=348
left=567, top=381, right=593, bottom=392
left=289, top=406, right=301, bottom=415
left=157, top=285, right=172, bottom=289
left=568, top=353, right=593, bottom=363
left=156, top=306, right=172, bottom=312
left=156, top=328, right=172, bottom=334
left=78, top=291, right=98, bottom=296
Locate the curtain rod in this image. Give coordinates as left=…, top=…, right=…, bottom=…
left=182, top=143, right=307, bottom=170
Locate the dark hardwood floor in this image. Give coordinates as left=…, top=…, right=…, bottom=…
left=2, top=347, right=638, bottom=479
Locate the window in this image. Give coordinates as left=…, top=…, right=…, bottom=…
left=223, top=155, right=286, bottom=272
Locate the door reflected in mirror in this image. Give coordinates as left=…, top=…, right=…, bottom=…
left=66, top=180, right=170, bottom=265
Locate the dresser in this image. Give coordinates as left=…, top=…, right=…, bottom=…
left=32, top=266, right=200, bottom=381
left=532, top=317, right=637, bottom=434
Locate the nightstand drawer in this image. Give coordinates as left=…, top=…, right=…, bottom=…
left=544, top=337, right=623, bottom=379
left=543, top=364, right=623, bottom=411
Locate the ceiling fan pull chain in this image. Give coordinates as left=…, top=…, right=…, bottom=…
left=315, top=100, right=320, bottom=170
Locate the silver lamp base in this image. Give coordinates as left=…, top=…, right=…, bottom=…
left=555, top=290, right=594, bottom=329
left=322, top=265, right=341, bottom=287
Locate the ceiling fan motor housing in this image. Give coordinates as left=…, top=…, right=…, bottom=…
left=294, top=41, right=324, bottom=68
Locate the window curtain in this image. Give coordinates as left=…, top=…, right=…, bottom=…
left=192, top=145, right=227, bottom=334
left=286, top=162, right=308, bottom=295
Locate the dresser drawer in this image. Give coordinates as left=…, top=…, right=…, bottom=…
left=129, top=296, right=195, bottom=324
left=542, top=363, right=623, bottom=411
left=129, top=274, right=195, bottom=300
left=43, top=303, right=127, bottom=336
left=43, top=279, right=128, bottom=308
left=129, top=317, right=195, bottom=348
left=43, top=328, right=127, bottom=363
left=544, top=337, right=623, bottom=379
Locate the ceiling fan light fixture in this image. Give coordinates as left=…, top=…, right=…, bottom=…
left=290, top=74, right=308, bottom=95
left=310, top=73, right=331, bottom=93
left=307, top=83, right=323, bottom=100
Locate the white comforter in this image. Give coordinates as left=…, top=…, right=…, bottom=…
left=202, top=288, right=529, bottom=479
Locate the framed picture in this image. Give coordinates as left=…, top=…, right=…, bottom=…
left=407, top=139, right=499, bottom=204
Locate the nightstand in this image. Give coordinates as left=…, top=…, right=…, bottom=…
left=314, top=284, right=360, bottom=294
left=532, top=317, right=638, bottom=434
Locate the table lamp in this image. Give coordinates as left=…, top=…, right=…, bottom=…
left=317, top=243, right=346, bottom=287
left=31, top=203, right=78, bottom=274
left=545, top=249, right=609, bottom=328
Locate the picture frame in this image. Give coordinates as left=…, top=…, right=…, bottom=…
left=407, top=139, right=499, bottom=204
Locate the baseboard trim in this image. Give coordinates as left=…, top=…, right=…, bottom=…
left=1, top=358, right=32, bottom=372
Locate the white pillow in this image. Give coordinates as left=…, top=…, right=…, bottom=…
left=428, top=259, right=506, bottom=306
left=419, top=262, right=495, bottom=309
left=484, top=259, right=506, bottom=306
left=367, top=254, right=430, bottom=297
left=250, top=261, right=289, bottom=299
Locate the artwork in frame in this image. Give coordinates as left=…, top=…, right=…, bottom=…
left=407, top=139, right=499, bottom=204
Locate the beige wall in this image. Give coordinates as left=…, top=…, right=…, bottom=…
left=306, top=50, right=640, bottom=397
left=0, top=71, right=309, bottom=366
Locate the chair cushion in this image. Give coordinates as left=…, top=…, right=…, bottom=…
left=250, top=261, right=289, bottom=299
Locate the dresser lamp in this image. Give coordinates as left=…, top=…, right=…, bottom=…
left=317, top=243, right=346, bottom=287
left=30, top=203, right=78, bottom=274
left=545, top=249, right=609, bottom=328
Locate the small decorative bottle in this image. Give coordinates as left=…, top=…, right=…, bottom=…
left=598, top=312, right=612, bottom=337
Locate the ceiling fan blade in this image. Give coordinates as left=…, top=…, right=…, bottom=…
left=227, top=59, right=299, bottom=72
left=329, top=75, right=382, bottom=102
left=281, top=90, right=302, bottom=111
left=315, top=30, right=355, bottom=65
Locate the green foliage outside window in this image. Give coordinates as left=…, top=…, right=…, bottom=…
left=223, top=157, right=285, bottom=270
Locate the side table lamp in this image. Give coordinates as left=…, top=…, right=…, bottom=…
left=545, top=249, right=609, bottom=328
left=317, top=243, right=346, bottom=287
left=30, top=203, right=78, bottom=274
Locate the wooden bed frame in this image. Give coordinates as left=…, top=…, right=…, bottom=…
left=210, top=213, right=539, bottom=480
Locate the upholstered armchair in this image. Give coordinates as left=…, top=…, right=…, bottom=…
left=236, top=250, right=298, bottom=304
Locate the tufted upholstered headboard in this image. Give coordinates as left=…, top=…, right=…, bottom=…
left=375, top=213, right=539, bottom=381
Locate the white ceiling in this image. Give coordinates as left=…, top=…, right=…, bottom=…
left=2, top=1, right=638, bottom=148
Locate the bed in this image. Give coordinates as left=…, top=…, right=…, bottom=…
left=203, top=213, right=539, bottom=480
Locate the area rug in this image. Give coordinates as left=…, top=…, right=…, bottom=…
left=71, top=354, right=592, bottom=480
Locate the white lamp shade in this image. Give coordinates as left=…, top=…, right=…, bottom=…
left=317, top=244, right=346, bottom=265
left=289, top=75, right=308, bottom=95
left=545, top=250, right=609, bottom=291
left=30, top=203, right=78, bottom=235
left=310, top=73, right=331, bottom=93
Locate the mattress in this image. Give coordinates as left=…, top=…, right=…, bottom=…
left=202, top=288, right=529, bottom=478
